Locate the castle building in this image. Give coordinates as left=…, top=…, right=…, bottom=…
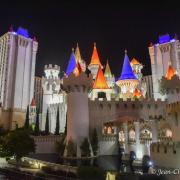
left=42, top=64, right=66, bottom=133
left=34, top=76, right=43, bottom=113
left=0, top=27, right=38, bottom=129
left=148, top=34, right=180, bottom=100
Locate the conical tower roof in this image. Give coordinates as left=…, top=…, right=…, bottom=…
left=131, top=58, right=141, bottom=65
left=89, top=43, right=102, bottom=66
left=119, top=51, right=137, bottom=80
left=31, top=98, right=36, bottom=106
left=66, top=49, right=77, bottom=76
left=93, top=66, right=109, bottom=89
left=75, top=43, right=82, bottom=64
left=104, top=60, right=112, bottom=77
left=166, top=65, right=176, bottom=80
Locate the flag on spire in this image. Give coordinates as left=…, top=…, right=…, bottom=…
left=119, top=51, right=137, bottom=80
left=89, top=43, right=102, bottom=66
left=93, top=66, right=109, bottom=89
left=75, top=43, right=82, bottom=64
left=66, top=49, right=77, bottom=76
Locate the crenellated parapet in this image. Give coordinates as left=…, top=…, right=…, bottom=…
left=63, top=72, right=93, bottom=93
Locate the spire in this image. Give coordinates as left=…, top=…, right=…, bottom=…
left=130, top=58, right=141, bottom=65
left=166, top=64, right=176, bottom=80
left=119, top=51, right=137, bottom=80
left=93, top=66, right=109, bottom=89
left=104, top=60, right=112, bottom=78
left=75, top=43, right=82, bottom=64
left=66, top=49, right=77, bottom=76
left=31, top=98, right=36, bottom=106
left=89, top=43, right=102, bottom=66
left=133, top=88, right=141, bottom=98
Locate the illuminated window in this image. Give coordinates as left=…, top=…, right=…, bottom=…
left=119, top=131, right=125, bottom=142
left=129, top=129, right=135, bottom=140
left=166, top=129, right=172, bottom=138
left=107, top=127, right=112, bottom=134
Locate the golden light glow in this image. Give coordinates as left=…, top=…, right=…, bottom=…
left=166, top=65, right=176, bottom=80
left=93, top=66, right=109, bottom=89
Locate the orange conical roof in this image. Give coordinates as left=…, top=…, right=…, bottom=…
left=93, top=66, right=109, bottom=89
left=89, top=43, right=102, bottom=66
left=31, top=98, right=36, bottom=106
left=133, top=88, right=141, bottom=98
left=131, top=58, right=140, bottom=65
left=166, top=65, right=176, bottom=80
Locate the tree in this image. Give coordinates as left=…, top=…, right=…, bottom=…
left=80, top=138, right=91, bottom=157
left=34, top=109, right=40, bottom=136
left=66, top=138, right=76, bottom=157
left=45, top=108, right=50, bottom=135
left=90, top=128, right=98, bottom=156
left=0, top=128, right=35, bottom=168
left=24, top=105, right=30, bottom=129
left=55, top=106, right=60, bottom=135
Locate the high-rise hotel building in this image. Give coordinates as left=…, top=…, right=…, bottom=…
left=0, top=27, right=38, bottom=129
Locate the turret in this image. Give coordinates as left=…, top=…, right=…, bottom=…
left=104, top=60, right=115, bottom=88
left=42, top=64, right=61, bottom=131
left=130, top=58, right=143, bottom=81
left=90, top=66, right=112, bottom=100
left=29, top=98, right=36, bottom=124
left=116, top=50, right=138, bottom=99
left=63, top=72, right=93, bottom=157
left=88, top=43, right=103, bottom=79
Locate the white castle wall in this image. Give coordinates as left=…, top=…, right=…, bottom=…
left=151, top=142, right=180, bottom=168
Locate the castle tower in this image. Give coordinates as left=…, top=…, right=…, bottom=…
left=29, top=98, right=36, bottom=124
left=148, top=34, right=180, bottom=100
left=130, top=58, right=143, bottom=81
left=74, top=43, right=86, bottom=72
left=88, top=43, right=103, bottom=79
left=90, top=66, right=112, bottom=100
left=116, top=50, right=138, bottom=99
left=63, top=72, right=93, bottom=157
left=104, top=60, right=115, bottom=88
left=42, top=64, right=61, bottom=131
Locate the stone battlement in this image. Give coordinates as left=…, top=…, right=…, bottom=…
left=44, top=64, right=60, bottom=71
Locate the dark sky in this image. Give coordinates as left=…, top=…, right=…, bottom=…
left=0, top=1, right=180, bottom=78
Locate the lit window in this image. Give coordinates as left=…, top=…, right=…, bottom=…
left=129, top=129, right=135, bottom=140
left=166, top=129, right=172, bottom=138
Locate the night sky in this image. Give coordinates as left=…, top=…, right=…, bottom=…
left=1, top=1, right=180, bottom=78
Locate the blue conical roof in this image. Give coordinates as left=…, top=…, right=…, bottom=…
left=119, top=52, right=137, bottom=80
left=66, top=50, right=76, bottom=76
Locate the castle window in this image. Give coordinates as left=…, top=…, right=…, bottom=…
left=147, top=104, right=151, bottom=109
left=132, top=104, right=135, bottom=109
left=108, top=104, right=111, bottom=109
left=116, top=103, right=119, bottom=109
left=98, top=92, right=106, bottom=99
left=47, top=83, right=50, bottom=91
left=173, top=150, right=176, bottom=154
left=107, top=127, right=112, bottom=134
left=129, top=129, right=135, bottom=141
left=124, top=104, right=127, bottom=109
left=164, top=146, right=167, bottom=154
left=166, top=129, right=172, bottom=138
